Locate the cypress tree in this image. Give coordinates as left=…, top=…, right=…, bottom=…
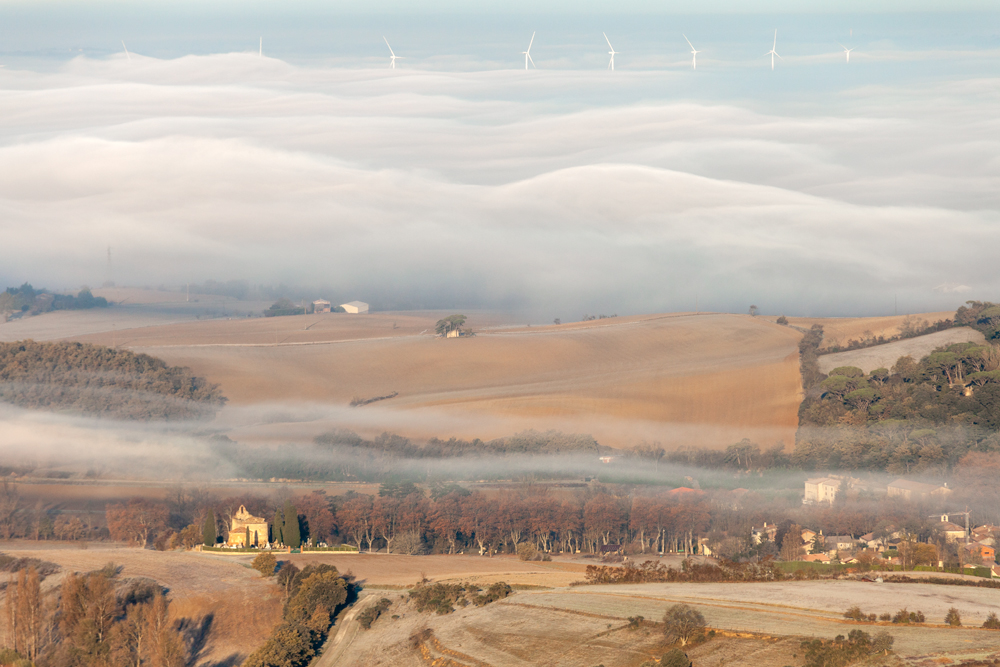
left=246, top=526, right=251, bottom=547
left=202, top=511, right=216, bottom=546
left=283, top=501, right=301, bottom=548
left=273, top=508, right=284, bottom=545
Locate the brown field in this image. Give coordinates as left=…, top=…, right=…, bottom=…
left=3, top=299, right=961, bottom=450
left=331, top=579, right=1000, bottom=666
left=72, top=311, right=804, bottom=450
left=784, top=312, right=955, bottom=351
left=0, top=542, right=283, bottom=666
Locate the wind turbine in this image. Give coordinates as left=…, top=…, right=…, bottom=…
left=766, top=30, right=783, bottom=70
left=683, top=34, right=700, bottom=70
left=122, top=40, right=131, bottom=62
left=522, top=31, right=536, bottom=70
left=838, top=42, right=853, bottom=63
left=604, top=32, right=618, bottom=70
left=383, top=37, right=403, bottom=69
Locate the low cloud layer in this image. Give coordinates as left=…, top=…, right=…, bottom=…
left=0, top=52, right=997, bottom=317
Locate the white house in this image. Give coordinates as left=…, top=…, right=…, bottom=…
left=341, top=301, right=369, bottom=314
left=312, top=299, right=331, bottom=313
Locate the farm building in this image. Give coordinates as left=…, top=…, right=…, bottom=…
left=312, top=299, right=331, bottom=313
left=341, top=300, right=369, bottom=314
left=227, top=505, right=268, bottom=547
left=887, top=479, right=952, bottom=501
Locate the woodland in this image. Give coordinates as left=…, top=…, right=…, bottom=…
left=0, top=284, right=108, bottom=318
left=793, top=302, right=1000, bottom=474
left=0, top=341, right=225, bottom=420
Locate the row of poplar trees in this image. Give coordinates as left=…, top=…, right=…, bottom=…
left=199, top=502, right=301, bottom=548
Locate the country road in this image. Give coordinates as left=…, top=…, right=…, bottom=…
left=312, top=595, right=379, bottom=667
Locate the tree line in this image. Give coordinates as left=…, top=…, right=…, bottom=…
left=81, top=468, right=1000, bottom=566
left=2, top=562, right=185, bottom=667
left=1, top=284, right=108, bottom=321
left=0, top=341, right=226, bottom=420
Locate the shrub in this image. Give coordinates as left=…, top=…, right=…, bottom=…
left=878, top=612, right=892, bottom=622
left=409, top=582, right=468, bottom=615
left=471, top=582, right=512, bottom=607
left=843, top=605, right=866, bottom=621
left=983, top=612, right=1000, bottom=629
left=517, top=543, right=538, bottom=561
left=776, top=315, right=789, bottom=325
left=660, top=648, right=692, bottom=667
left=252, top=552, right=277, bottom=577
left=945, top=608, right=962, bottom=626
left=627, top=615, right=644, bottom=630
left=357, top=598, right=392, bottom=630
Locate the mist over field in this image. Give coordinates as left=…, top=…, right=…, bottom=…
left=0, top=8, right=998, bottom=317
left=0, top=401, right=801, bottom=488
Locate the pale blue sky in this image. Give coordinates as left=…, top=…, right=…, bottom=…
left=0, top=2, right=997, bottom=316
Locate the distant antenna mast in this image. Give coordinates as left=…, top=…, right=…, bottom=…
left=106, top=245, right=114, bottom=287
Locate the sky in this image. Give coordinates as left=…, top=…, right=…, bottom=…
left=0, top=5, right=997, bottom=318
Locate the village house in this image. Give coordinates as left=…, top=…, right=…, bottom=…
left=312, top=299, right=331, bottom=313
left=963, top=542, right=996, bottom=565
left=886, top=479, right=952, bottom=501
left=751, top=522, right=778, bottom=545
left=227, top=505, right=269, bottom=547
left=803, top=475, right=859, bottom=504
left=935, top=517, right=968, bottom=543
left=825, top=535, right=858, bottom=556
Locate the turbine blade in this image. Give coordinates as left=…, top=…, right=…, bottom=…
left=528, top=53, right=535, bottom=67
left=604, top=32, right=614, bottom=50
left=384, top=36, right=395, bottom=57
left=773, top=29, right=777, bottom=50
left=122, top=40, right=130, bottom=61
left=528, top=31, right=535, bottom=52
left=683, top=34, right=695, bottom=51
left=775, top=52, right=784, bottom=60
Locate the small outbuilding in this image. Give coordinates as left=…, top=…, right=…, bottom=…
left=312, top=299, right=331, bottom=313
left=341, top=301, right=369, bottom=314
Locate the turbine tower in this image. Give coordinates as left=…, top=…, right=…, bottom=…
left=838, top=42, right=853, bottom=63
left=522, top=32, right=536, bottom=70
left=604, top=33, right=618, bottom=70
left=383, top=37, right=403, bottom=69
left=766, top=30, right=783, bottom=70
left=122, top=41, right=131, bottom=62
left=683, top=34, right=700, bottom=70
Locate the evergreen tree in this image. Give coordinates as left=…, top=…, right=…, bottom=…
left=202, top=511, right=216, bottom=547
left=283, top=501, right=301, bottom=548
left=273, top=508, right=284, bottom=545
left=246, top=526, right=251, bottom=547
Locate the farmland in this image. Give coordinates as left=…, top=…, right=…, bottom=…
left=68, top=307, right=804, bottom=450
left=335, top=578, right=1000, bottom=666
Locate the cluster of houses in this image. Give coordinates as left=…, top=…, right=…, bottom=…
left=803, top=475, right=952, bottom=505
left=742, top=517, right=1000, bottom=574
left=691, top=476, right=1000, bottom=574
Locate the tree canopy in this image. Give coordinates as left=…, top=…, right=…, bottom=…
left=0, top=340, right=225, bottom=420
